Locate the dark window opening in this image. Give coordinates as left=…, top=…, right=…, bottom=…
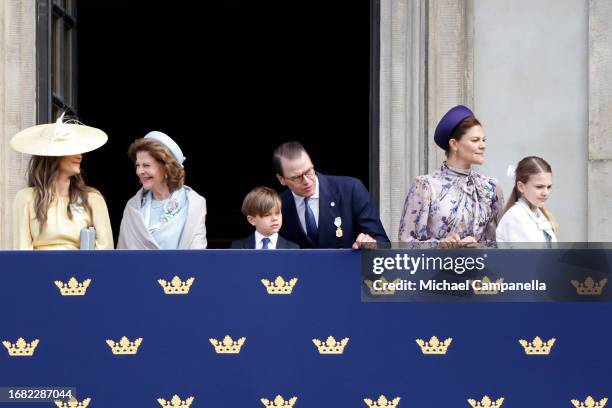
left=76, top=0, right=372, bottom=247
left=37, top=0, right=78, bottom=122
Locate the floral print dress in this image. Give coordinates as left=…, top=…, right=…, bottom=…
left=398, top=162, right=504, bottom=242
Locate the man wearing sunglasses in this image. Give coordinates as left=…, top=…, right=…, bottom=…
left=273, top=141, right=389, bottom=249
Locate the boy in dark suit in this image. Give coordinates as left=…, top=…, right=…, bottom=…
left=231, top=186, right=299, bottom=249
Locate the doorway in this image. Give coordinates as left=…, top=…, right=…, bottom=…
left=77, top=0, right=371, bottom=247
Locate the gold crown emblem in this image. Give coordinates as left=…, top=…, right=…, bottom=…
left=467, top=396, right=504, bottom=407
left=312, top=336, right=349, bottom=354
left=571, top=396, right=608, bottom=407
left=209, top=335, right=246, bottom=354
left=54, top=398, right=91, bottom=408
left=106, top=336, right=143, bottom=355
left=364, top=277, right=401, bottom=295
left=518, top=336, right=555, bottom=355
left=2, top=337, right=39, bottom=356
left=260, top=395, right=298, bottom=407
left=54, top=277, right=91, bottom=296
left=415, top=336, right=452, bottom=355
left=364, top=395, right=401, bottom=407
left=157, top=395, right=195, bottom=407
left=261, top=276, right=298, bottom=295
left=472, top=276, right=504, bottom=295
left=158, top=276, right=195, bottom=295
left=571, top=277, right=608, bottom=296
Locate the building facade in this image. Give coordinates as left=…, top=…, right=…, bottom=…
left=378, top=0, right=612, bottom=242
left=1, top=0, right=611, bottom=248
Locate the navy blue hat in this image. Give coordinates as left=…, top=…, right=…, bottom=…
left=434, top=105, right=475, bottom=150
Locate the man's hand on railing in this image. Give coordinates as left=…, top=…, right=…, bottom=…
left=352, top=233, right=377, bottom=250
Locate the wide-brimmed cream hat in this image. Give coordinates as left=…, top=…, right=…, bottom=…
left=10, top=113, right=108, bottom=156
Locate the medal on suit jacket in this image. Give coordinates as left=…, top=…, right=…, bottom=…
left=334, top=216, right=343, bottom=238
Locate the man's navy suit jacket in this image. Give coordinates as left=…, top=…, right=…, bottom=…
left=230, top=233, right=299, bottom=249
left=279, top=173, right=389, bottom=248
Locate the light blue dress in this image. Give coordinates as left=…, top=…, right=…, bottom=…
left=141, top=188, right=189, bottom=249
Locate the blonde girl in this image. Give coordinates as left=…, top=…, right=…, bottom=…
left=496, top=156, right=558, bottom=243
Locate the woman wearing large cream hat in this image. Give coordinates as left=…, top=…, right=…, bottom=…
left=10, top=114, right=114, bottom=250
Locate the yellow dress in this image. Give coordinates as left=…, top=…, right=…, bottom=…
left=12, top=187, right=114, bottom=250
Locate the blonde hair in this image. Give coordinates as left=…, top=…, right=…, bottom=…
left=27, top=156, right=96, bottom=231
left=503, top=156, right=559, bottom=233
left=241, top=186, right=281, bottom=217
left=127, top=138, right=185, bottom=193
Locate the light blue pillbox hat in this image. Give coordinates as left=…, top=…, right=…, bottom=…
left=144, top=131, right=185, bottom=167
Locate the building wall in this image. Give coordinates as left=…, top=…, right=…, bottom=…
left=1, top=1, right=610, bottom=248
left=0, top=0, right=36, bottom=249
left=588, top=0, right=612, bottom=241
left=379, top=0, right=612, bottom=242
left=474, top=0, right=589, bottom=241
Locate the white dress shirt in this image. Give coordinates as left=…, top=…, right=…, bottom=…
left=254, top=231, right=279, bottom=249
left=291, top=176, right=320, bottom=234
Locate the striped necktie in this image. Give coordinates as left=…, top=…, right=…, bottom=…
left=261, top=237, right=271, bottom=249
